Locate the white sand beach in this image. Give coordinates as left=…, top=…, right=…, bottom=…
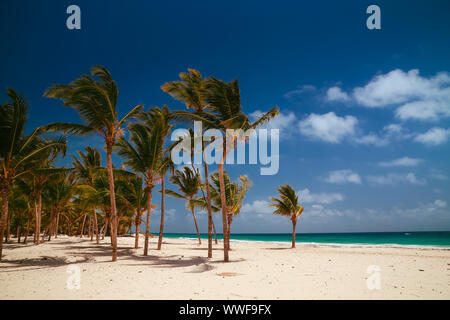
left=0, top=235, right=449, bottom=300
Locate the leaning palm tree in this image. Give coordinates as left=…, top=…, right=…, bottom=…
left=269, top=185, right=304, bottom=248
left=175, top=77, right=278, bottom=261
left=0, top=88, right=66, bottom=260
left=165, top=166, right=202, bottom=244
left=162, top=69, right=216, bottom=257
left=115, top=107, right=173, bottom=256
left=43, top=65, right=143, bottom=261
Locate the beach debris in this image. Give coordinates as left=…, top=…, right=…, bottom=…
left=419, top=269, right=424, bottom=271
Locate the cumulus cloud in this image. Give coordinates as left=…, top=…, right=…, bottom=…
left=299, top=112, right=358, bottom=143
left=351, top=69, right=450, bottom=122
left=378, top=157, right=424, bottom=167
left=324, top=169, right=362, bottom=184
left=414, top=127, right=450, bottom=146
left=298, top=188, right=344, bottom=204
left=366, top=172, right=426, bottom=185
left=241, top=200, right=272, bottom=215
left=326, top=86, right=350, bottom=102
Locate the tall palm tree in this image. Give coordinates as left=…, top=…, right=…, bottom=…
left=0, top=88, right=66, bottom=260
left=165, top=166, right=202, bottom=244
left=176, top=77, right=278, bottom=261
left=43, top=65, right=143, bottom=261
left=115, top=107, right=173, bottom=256
left=156, top=156, right=174, bottom=250
left=162, top=69, right=216, bottom=258
left=269, top=185, right=304, bottom=248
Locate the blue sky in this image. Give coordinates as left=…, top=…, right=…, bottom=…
left=1, top=0, right=449, bottom=233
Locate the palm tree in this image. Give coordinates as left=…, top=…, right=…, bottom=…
left=43, top=65, right=143, bottom=261
left=115, top=175, right=147, bottom=248
left=193, top=171, right=251, bottom=246
left=162, top=69, right=216, bottom=258
left=269, top=185, right=304, bottom=248
left=0, top=88, right=66, bottom=260
left=115, top=107, right=173, bottom=256
left=175, top=77, right=278, bottom=261
left=72, top=147, right=102, bottom=243
left=165, top=166, right=202, bottom=244
left=156, top=157, right=174, bottom=250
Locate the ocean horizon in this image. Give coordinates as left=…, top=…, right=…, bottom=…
left=160, top=231, right=450, bottom=249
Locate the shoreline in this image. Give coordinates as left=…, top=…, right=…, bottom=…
left=165, top=236, right=450, bottom=251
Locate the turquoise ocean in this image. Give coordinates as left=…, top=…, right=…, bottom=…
left=162, top=231, right=450, bottom=249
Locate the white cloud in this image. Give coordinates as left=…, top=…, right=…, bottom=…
left=284, top=85, right=316, bottom=99
left=350, top=69, right=450, bottom=121
left=353, top=69, right=450, bottom=106
left=250, top=110, right=297, bottom=138
left=241, top=200, right=272, bottom=215
left=434, top=200, right=447, bottom=208
left=395, top=99, right=450, bottom=121
left=324, top=169, right=362, bottom=184
left=378, top=157, right=424, bottom=167
left=414, top=127, right=450, bottom=146
left=326, top=86, right=350, bottom=102
left=299, top=112, right=358, bottom=143
left=298, top=188, right=344, bottom=204
left=366, top=172, right=426, bottom=185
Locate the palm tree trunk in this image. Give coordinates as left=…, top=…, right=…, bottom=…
left=106, top=140, right=118, bottom=262
left=80, top=214, right=87, bottom=238
left=190, top=200, right=201, bottom=245
left=17, top=210, right=23, bottom=243
left=0, top=184, right=10, bottom=260
left=227, top=215, right=233, bottom=250
left=218, top=156, right=229, bottom=262
left=6, top=211, right=11, bottom=243
left=291, top=220, right=297, bottom=248
left=134, top=207, right=141, bottom=249
left=55, top=212, right=59, bottom=238
left=24, top=209, right=32, bottom=244
left=212, top=218, right=218, bottom=244
left=94, top=211, right=99, bottom=244
left=157, top=175, right=165, bottom=250
left=90, top=217, right=94, bottom=241
left=202, top=145, right=214, bottom=258
left=35, top=188, right=42, bottom=245
left=143, top=186, right=153, bottom=256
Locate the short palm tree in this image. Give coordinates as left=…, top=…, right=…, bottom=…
left=115, top=174, right=147, bottom=248
left=165, top=166, right=202, bottom=244
left=269, top=185, right=304, bottom=248
left=43, top=65, right=143, bottom=261
left=115, top=107, right=173, bottom=256
left=0, top=88, right=66, bottom=260
left=192, top=171, right=251, bottom=245
left=72, top=146, right=102, bottom=243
